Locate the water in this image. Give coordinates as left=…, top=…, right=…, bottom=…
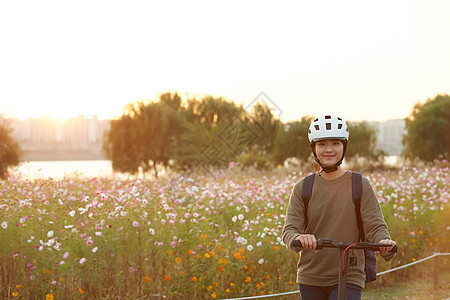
left=13, top=160, right=114, bottom=180
left=11, top=156, right=401, bottom=180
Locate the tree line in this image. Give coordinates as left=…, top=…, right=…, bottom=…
left=1, top=93, right=449, bottom=178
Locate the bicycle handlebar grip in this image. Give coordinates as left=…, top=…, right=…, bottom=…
left=291, top=239, right=302, bottom=248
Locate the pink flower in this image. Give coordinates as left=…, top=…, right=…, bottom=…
left=86, top=239, right=93, bottom=246
left=79, top=257, right=86, bottom=264
left=132, top=221, right=140, bottom=227
left=63, top=252, right=69, bottom=259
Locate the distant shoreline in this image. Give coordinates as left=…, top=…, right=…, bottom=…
left=22, top=150, right=106, bottom=162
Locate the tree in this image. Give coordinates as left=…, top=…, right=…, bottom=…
left=0, top=122, right=22, bottom=178
left=403, top=94, right=450, bottom=161
left=272, top=116, right=313, bottom=165
left=103, top=99, right=183, bottom=178
left=346, top=121, right=384, bottom=160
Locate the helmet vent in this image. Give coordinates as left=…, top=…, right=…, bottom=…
left=325, top=115, right=331, bottom=119
left=314, top=118, right=318, bottom=122
left=338, top=124, right=342, bottom=129
left=326, top=123, right=331, bottom=130
left=314, top=125, right=320, bottom=130
left=337, top=117, right=342, bottom=121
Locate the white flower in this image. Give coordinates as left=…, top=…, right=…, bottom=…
left=64, top=225, right=74, bottom=229
left=247, top=245, right=254, bottom=251
left=69, top=211, right=76, bottom=217
left=92, top=247, right=98, bottom=253
left=258, top=258, right=264, bottom=264
left=256, top=242, right=262, bottom=247
left=1, top=221, right=7, bottom=229
left=79, top=257, right=86, bottom=264
left=149, top=228, right=155, bottom=235
left=232, top=216, right=237, bottom=222
left=47, top=231, right=54, bottom=238
left=238, top=214, right=244, bottom=220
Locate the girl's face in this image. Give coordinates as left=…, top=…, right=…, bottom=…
left=315, top=139, right=344, bottom=167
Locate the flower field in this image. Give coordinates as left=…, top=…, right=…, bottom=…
left=0, top=164, right=449, bottom=299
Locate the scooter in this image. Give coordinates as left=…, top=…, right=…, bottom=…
left=291, top=238, right=398, bottom=300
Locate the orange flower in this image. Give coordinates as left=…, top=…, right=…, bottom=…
left=188, top=250, right=193, bottom=255
left=265, top=274, right=270, bottom=280
left=46, top=294, right=54, bottom=300
left=143, top=275, right=150, bottom=282
left=209, top=251, right=215, bottom=256
left=78, top=288, right=84, bottom=294
left=435, top=237, right=439, bottom=242
left=217, top=265, right=223, bottom=272
left=238, top=249, right=244, bottom=254
left=411, top=239, right=415, bottom=243
left=192, top=276, right=197, bottom=282
left=218, top=245, right=224, bottom=251
left=195, top=254, right=200, bottom=259
left=211, top=293, right=217, bottom=299
left=15, top=285, right=22, bottom=289
left=225, top=288, right=230, bottom=293
left=180, top=272, right=185, bottom=275
left=45, top=269, right=51, bottom=274
left=207, top=285, right=213, bottom=291
left=164, top=276, right=171, bottom=281
left=245, top=276, right=252, bottom=283
left=235, top=253, right=241, bottom=259
left=219, top=258, right=227, bottom=265
left=273, top=245, right=280, bottom=251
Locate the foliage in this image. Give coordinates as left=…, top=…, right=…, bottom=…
left=0, top=121, right=21, bottom=178
left=1, top=164, right=448, bottom=299
left=272, top=116, right=313, bottom=165
left=346, top=121, right=385, bottom=160
left=403, top=94, right=450, bottom=161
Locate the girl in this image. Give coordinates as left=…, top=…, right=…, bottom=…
left=282, top=114, right=396, bottom=300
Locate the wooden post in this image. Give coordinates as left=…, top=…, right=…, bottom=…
left=433, top=253, right=439, bottom=290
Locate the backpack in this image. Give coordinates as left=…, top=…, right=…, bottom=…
left=301, top=172, right=377, bottom=283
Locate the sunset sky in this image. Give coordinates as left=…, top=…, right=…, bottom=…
left=1, top=0, right=449, bottom=123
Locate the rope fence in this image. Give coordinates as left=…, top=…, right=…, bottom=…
left=216, top=252, right=450, bottom=300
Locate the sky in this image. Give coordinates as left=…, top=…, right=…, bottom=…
left=1, top=0, right=450, bottom=123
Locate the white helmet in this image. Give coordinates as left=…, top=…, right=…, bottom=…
left=308, top=114, right=349, bottom=143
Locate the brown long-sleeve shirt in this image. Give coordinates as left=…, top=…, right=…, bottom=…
left=282, top=171, right=393, bottom=288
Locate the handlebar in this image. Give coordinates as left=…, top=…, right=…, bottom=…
left=291, top=238, right=398, bottom=253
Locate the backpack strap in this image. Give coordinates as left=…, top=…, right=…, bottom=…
left=301, top=173, right=315, bottom=232
left=352, top=172, right=365, bottom=242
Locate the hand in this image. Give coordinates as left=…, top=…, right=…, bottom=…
left=297, top=234, right=317, bottom=252
left=376, top=239, right=396, bottom=256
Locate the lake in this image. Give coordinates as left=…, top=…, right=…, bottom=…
left=11, top=156, right=401, bottom=180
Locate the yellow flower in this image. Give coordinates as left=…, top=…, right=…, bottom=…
left=204, top=253, right=211, bottom=258
left=12, top=292, right=19, bottom=297
left=211, top=292, right=217, bottom=299
left=225, top=288, right=230, bottom=293
left=15, top=285, right=22, bottom=289
left=207, top=285, right=213, bottom=291
left=175, top=257, right=181, bottom=264
left=46, top=294, right=54, bottom=300
left=230, top=283, right=235, bottom=286
left=168, top=251, right=174, bottom=256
